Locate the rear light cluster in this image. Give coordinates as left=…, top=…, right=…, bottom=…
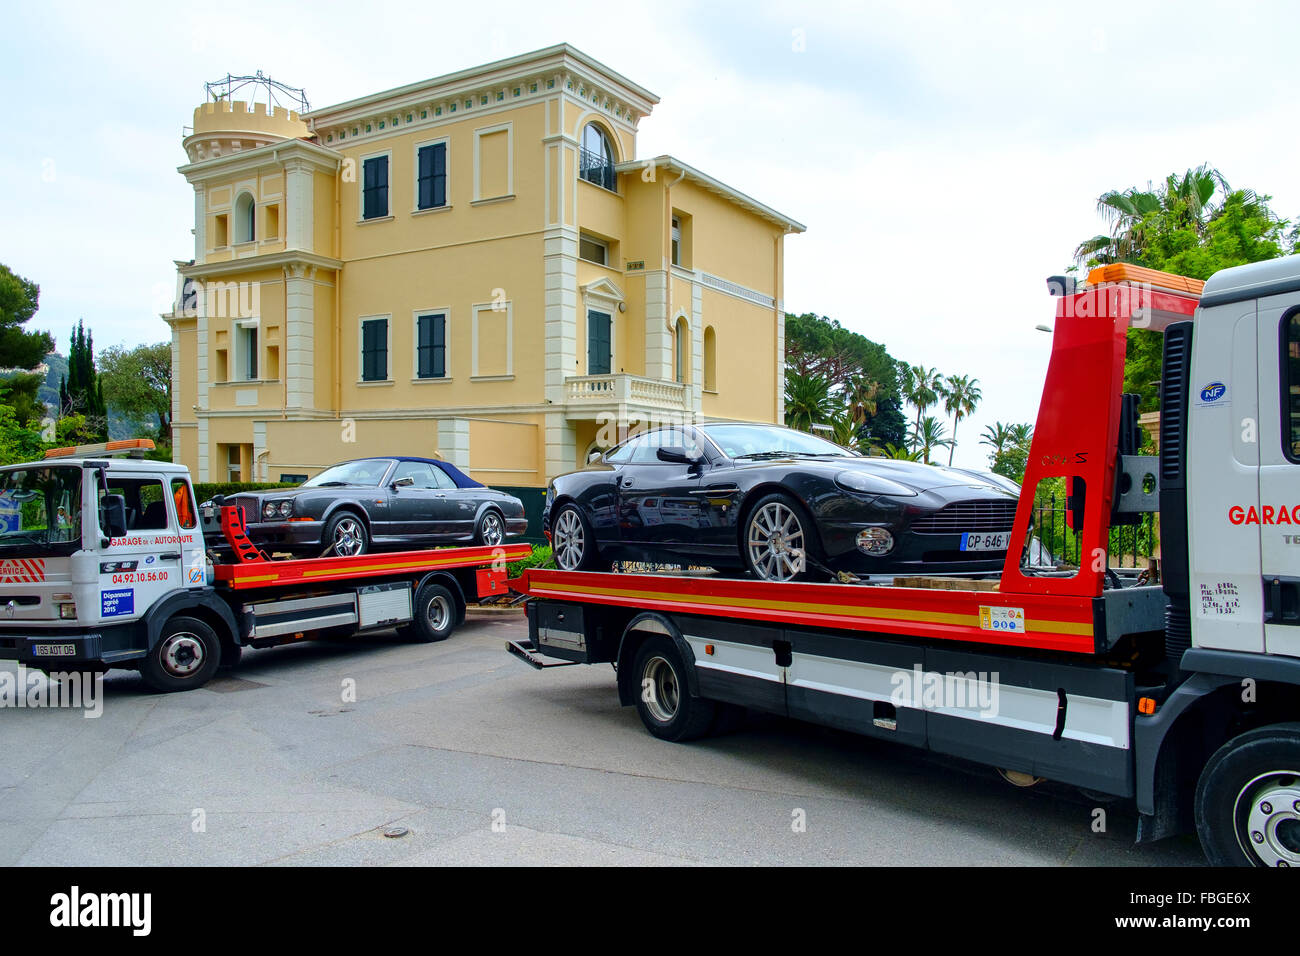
left=262, top=501, right=293, bottom=520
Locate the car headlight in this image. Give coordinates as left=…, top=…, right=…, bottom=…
left=263, top=502, right=278, bottom=520
left=857, top=528, right=895, bottom=555
left=835, top=470, right=917, bottom=497
left=278, top=500, right=293, bottom=518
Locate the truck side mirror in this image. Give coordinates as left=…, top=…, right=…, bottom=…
left=101, top=494, right=127, bottom=540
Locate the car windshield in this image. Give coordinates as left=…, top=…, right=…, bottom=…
left=301, top=459, right=394, bottom=488
left=701, top=424, right=853, bottom=459
left=0, top=466, right=84, bottom=554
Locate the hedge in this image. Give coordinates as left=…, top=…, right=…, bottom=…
left=194, top=481, right=297, bottom=503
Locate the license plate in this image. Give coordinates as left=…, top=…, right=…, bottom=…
left=960, top=531, right=1011, bottom=552
left=32, top=643, right=76, bottom=657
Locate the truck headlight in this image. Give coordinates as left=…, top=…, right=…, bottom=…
left=58, top=602, right=77, bottom=620
left=857, top=528, right=895, bottom=555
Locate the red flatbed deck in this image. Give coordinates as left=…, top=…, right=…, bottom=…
left=215, top=543, right=531, bottom=591
left=518, top=568, right=1100, bottom=654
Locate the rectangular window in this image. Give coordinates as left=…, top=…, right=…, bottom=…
left=1284, top=312, right=1300, bottom=461
left=671, top=217, right=681, bottom=266
left=417, top=143, right=447, bottom=210
left=171, top=479, right=197, bottom=530
left=579, top=234, right=608, bottom=266
left=362, top=155, right=389, bottom=220
left=241, top=325, right=258, bottom=380
left=417, top=313, right=447, bottom=378
left=587, top=310, right=611, bottom=375
left=361, top=317, right=389, bottom=381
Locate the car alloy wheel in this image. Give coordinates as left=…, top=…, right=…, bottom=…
left=553, top=507, right=586, bottom=570
left=479, top=511, right=504, bottom=546
left=332, top=516, right=366, bottom=557
left=747, top=500, right=807, bottom=582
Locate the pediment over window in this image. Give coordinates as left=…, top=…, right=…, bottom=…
left=580, top=276, right=624, bottom=305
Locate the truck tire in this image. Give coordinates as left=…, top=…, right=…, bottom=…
left=1194, top=722, right=1300, bottom=866
left=407, top=582, right=457, bottom=643
left=632, top=636, right=715, bottom=742
left=141, top=616, right=222, bottom=692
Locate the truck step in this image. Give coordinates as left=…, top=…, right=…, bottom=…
left=506, top=639, right=577, bottom=669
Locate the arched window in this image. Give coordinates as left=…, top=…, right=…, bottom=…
left=234, top=192, right=256, bottom=244
left=703, top=326, right=717, bottom=391
left=674, top=316, right=689, bottom=384
left=579, top=123, right=616, bottom=191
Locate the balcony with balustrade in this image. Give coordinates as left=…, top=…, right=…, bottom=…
left=563, top=373, right=691, bottom=421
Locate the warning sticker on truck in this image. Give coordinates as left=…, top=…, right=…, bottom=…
left=101, top=589, right=134, bottom=618
left=979, top=605, right=1025, bottom=633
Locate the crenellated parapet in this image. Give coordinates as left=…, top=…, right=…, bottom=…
left=184, top=100, right=310, bottom=163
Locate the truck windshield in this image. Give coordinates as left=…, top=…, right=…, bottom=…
left=0, top=466, right=84, bottom=556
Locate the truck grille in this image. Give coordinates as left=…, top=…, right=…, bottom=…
left=909, top=500, right=1017, bottom=535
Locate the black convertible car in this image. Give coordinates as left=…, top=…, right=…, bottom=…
left=543, top=422, right=1019, bottom=581
left=206, top=457, right=528, bottom=557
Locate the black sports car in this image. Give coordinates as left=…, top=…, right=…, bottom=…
left=543, top=422, right=1019, bottom=581
left=206, top=457, right=528, bottom=557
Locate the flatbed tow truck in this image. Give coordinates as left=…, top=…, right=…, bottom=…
left=510, top=258, right=1300, bottom=866
left=0, top=440, right=527, bottom=692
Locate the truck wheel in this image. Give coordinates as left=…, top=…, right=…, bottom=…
left=632, top=636, right=715, bottom=742
left=551, top=503, right=601, bottom=571
left=1195, top=722, right=1300, bottom=866
left=322, top=511, right=368, bottom=557
left=407, top=582, right=457, bottom=643
left=141, top=616, right=221, bottom=692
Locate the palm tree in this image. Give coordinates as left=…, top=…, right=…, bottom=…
left=903, top=365, right=944, bottom=448
left=910, top=416, right=952, bottom=465
left=827, top=408, right=861, bottom=451
left=846, top=376, right=880, bottom=425
left=1073, top=164, right=1267, bottom=266
left=880, top=442, right=922, bottom=461
left=1008, top=422, right=1034, bottom=450
left=784, top=371, right=836, bottom=432
left=942, top=374, right=981, bottom=466
left=980, top=422, right=1015, bottom=458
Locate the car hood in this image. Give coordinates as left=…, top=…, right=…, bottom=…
left=733, top=456, right=1018, bottom=497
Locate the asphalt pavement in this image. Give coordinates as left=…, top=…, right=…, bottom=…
left=0, top=607, right=1205, bottom=866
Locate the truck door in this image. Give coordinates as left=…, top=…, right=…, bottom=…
left=98, top=473, right=187, bottom=624
left=1258, top=297, right=1300, bottom=657
left=169, top=476, right=206, bottom=589
left=1185, top=297, right=1264, bottom=652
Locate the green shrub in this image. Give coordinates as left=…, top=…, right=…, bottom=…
left=194, top=481, right=297, bottom=503
left=507, top=544, right=553, bottom=578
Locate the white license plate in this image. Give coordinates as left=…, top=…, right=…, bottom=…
left=960, top=532, right=1011, bottom=552
left=32, top=643, right=76, bottom=657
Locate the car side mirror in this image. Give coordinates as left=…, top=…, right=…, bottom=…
left=657, top=446, right=702, bottom=466
left=587, top=449, right=604, bottom=464
left=100, top=494, right=127, bottom=540
left=391, top=476, right=416, bottom=488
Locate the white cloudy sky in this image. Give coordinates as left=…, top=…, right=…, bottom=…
left=3, top=0, right=1299, bottom=467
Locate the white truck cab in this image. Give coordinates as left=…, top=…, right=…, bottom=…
left=0, top=440, right=207, bottom=670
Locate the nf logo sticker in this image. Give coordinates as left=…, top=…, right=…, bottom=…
left=1198, top=381, right=1228, bottom=405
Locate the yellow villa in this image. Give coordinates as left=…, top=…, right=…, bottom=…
left=164, top=44, right=804, bottom=520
